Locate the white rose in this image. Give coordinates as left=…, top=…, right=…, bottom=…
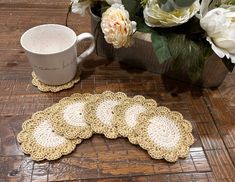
left=200, top=7, right=235, bottom=63
left=101, top=3, right=137, bottom=48
left=71, top=0, right=91, bottom=16
left=143, top=0, right=200, bottom=27
left=106, top=0, right=122, bottom=5
left=198, top=0, right=218, bottom=18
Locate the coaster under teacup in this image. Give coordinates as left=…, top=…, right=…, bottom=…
left=17, top=107, right=81, bottom=161
left=22, top=24, right=95, bottom=92
left=135, top=106, right=194, bottom=162
left=113, top=95, right=157, bottom=144
left=31, top=71, right=81, bottom=92
left=51, top=93, right=95, bottom=140
left=85, top=91, right=127, bottom=139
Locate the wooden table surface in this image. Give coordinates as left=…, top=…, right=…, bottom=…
left=1, top=1, right=235, bottom=181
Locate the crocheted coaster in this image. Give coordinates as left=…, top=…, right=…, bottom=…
left=17, top=107, right=81, bottom=161
left=135, top=106, right=194, bottom=162
left=51, top=93, right=94, bottom=139
left=85, top=91, right=127, bottom=139
left=113, top=95, right=157, bottom=144
left=31, top=71, right=81, bottom=92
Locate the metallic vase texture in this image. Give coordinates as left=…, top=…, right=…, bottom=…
left=90, top=11, right=229, bottom=87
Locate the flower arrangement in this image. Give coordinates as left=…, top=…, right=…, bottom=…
left=69, top=0, right=235, bottom=81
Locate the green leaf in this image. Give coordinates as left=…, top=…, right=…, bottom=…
left=158, top=0, right=175, bottom=12
left=90, top=2, right=109, bottom=16
left=226, top=0, right=235, bottom=5
left=134, top=16, right=153, bottom=33
left=158, top=0, right=197, bottom=12
left=151, top=32, right=172, bottom=64
left=222, top=57, right=235, bottom=72
left=134, top=16, right=173, bottom=64
left=167, top=34, right=205, bottom=82
left=122, top=0, right=140, bottom=19
left=140, top=0, right=148, bottom=7
left=231, top=0, right=235, bottom=5
left=202, top=41, right=214, bottom=58
left=174, top=0, right=197, bottom=7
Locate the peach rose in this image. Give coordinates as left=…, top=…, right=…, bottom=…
left=101, top=3, right=137, bottom=48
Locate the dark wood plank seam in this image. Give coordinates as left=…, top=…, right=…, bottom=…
left=202, top=93, right=235, bottom=168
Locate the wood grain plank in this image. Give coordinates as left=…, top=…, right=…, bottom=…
left=0, top=156, right=33, bottom=182
left=1, top=0, right=235, bottom=181
left=206, top=150, right=235, bottom=179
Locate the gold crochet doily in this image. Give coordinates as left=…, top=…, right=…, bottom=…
left=31, top=71, right=81, bottom=92
left=85, top=91, right=127, bottom=139
left=51, top=93, right=95, bottom=139
left=135, top=106, right=194, bottom=162
left=17, top=107, right=81, bottom=161
left=113, top=95, right=157, bottom=144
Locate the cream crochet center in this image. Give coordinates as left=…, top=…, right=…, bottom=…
left=33, top=120, right=66, bottom=148
left=96, top=100, right=119, bottom=126
left=63, top=102, right=88, bottom=127
left=124, top=104, right=146, bottom=128
left=147, top=116, right=180, bottom=149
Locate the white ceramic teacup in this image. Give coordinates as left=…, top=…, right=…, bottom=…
left=20, top=24, right=95, bottom=85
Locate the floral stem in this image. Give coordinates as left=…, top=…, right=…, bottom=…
left=94, top=20, right=102, bottom=55
left=65, top=3, right=72, bottom=27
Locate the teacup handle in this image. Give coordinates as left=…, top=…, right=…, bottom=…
left=76, top=33, right=95, bottom=64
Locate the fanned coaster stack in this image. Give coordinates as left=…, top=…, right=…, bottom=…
left=17, top=91, right=194, bottom=162
left=32, top=71, right=81, bottom=92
